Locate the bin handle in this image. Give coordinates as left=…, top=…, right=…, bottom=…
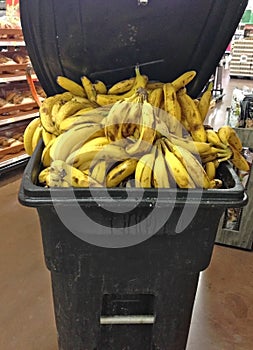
left=100, top=315, right=155, bottom=325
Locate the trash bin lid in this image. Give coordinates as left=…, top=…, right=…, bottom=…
left=20, top=0, right=248, bottom=98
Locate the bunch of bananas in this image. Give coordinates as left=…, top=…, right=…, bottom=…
left=23, top=66, right=249, bottom=189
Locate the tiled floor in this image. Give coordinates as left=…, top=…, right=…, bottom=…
left=0, top=69, right=253, bottom=350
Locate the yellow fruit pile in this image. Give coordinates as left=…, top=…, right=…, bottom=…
left=23, top=66, right=249, bottom=189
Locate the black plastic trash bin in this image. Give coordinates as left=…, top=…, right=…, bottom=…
left=18, top=1, right=248, bottom=349
left=19, top=143, right=247, bottom=350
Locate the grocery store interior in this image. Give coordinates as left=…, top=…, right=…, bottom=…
left=1, top=1, right=253, bottom=350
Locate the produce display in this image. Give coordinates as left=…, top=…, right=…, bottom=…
left=23, top=67, right=249, bottom=189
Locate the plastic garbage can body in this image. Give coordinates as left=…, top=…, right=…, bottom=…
left=19, top=143, right=247, bottom=350
left=18, top=0, right=248, bottom=349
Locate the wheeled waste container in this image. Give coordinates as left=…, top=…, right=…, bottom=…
left=19, top=1, right=248, bottom=349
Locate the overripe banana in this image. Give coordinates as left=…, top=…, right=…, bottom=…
left=104, top=100, right=133, bottom=142
left=218, top=126, right=243, bottom=152
left=229, top=144, right=250, bottom=171
left=163, top=82, right=182, bottom=133
left=177, top=88, right=207, bottom=142
left=172, top=70, right=196, bottom=91
left=106, top=158, right=138, bottom=187
left=108, top=77, right=135, bottom=95
left=81, top=76, right=97, bottom=104
left=49, top=160, right=102, bottom=187
left=126, top=99, right=156, bottom=156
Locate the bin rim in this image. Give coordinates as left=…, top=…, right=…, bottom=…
left=19, top=141, right=247, bottom=209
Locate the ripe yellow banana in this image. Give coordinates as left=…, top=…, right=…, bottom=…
left=51, top=93, right=74, bottom=123
left=120, top=66, right=148, bottom=99
left=198, top=82, right=213, bottom=122
left=210, top=179, right=223, bottom=189
left=50, top=123, right=103, bottom=161
left=70, top=96, right=92, bottom=105
left=67, top=145, right=105, bottom=170
left=135, top=151, right=156, bottom=188
left=171, top=70, right=196, bottom=91
left=204, top=161, right=216, bottom=181
left=38, top=167, right=50, bottom=186
left=154, top=114, right=170, bottom=139
left=108, top=77, right=135, bottom=95
left=56, top=76, right=86, bottom=97
left=148, top=87, right=163, bottom=108
left=42, top=128, right=56, bottom=146
left=54, top=100, right=89, bottom=128
left=31, top=125, right=43, bottom=152
left=90, top=160, right=107, bottom=185
left=106, top=158, right=138, bottom=187
left=152, top=148, right=170, bottom=188
left=23, top=117, right=41, bottom=156
left=65, top=135, right=109, bottom=165
left=68, top=141, right=128, bottom=171
left=206, top=129, right=227, bottom=149
left=41, top=138, right=55, bottom=167
left=126, top=99, right=156, bottom=156
left=163, top=138, right=210, bottom=189
left=146, top=81, right=164, bottom=90
left=59, top=113, right=104, bottom=133
left=96, top=93, right=123, bottom=106
left=93, top=80, right=107, bottom=94
left=161, top=141, right=195, bottom=188
left=217, top=125, right=233, bottom=146
left=168, top=134, right=212, bottom=155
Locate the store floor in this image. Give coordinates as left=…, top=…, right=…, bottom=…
left=1, top=69, right=253, bottom=350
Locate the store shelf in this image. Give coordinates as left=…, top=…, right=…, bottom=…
left=0, top=63, right=28, bottom=73
left=0, top=100, right=39, bottom=114
left=0, top=151, right=29, bottom=174
left=0, top=110, right=39, bottom=126
left=230, top=38, right=253, bottom=78
left=0, top=27, right=39, bottom=172
left=0, top=40, right=25, bottom=46
left=0, top=73, right=37, bottom=83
